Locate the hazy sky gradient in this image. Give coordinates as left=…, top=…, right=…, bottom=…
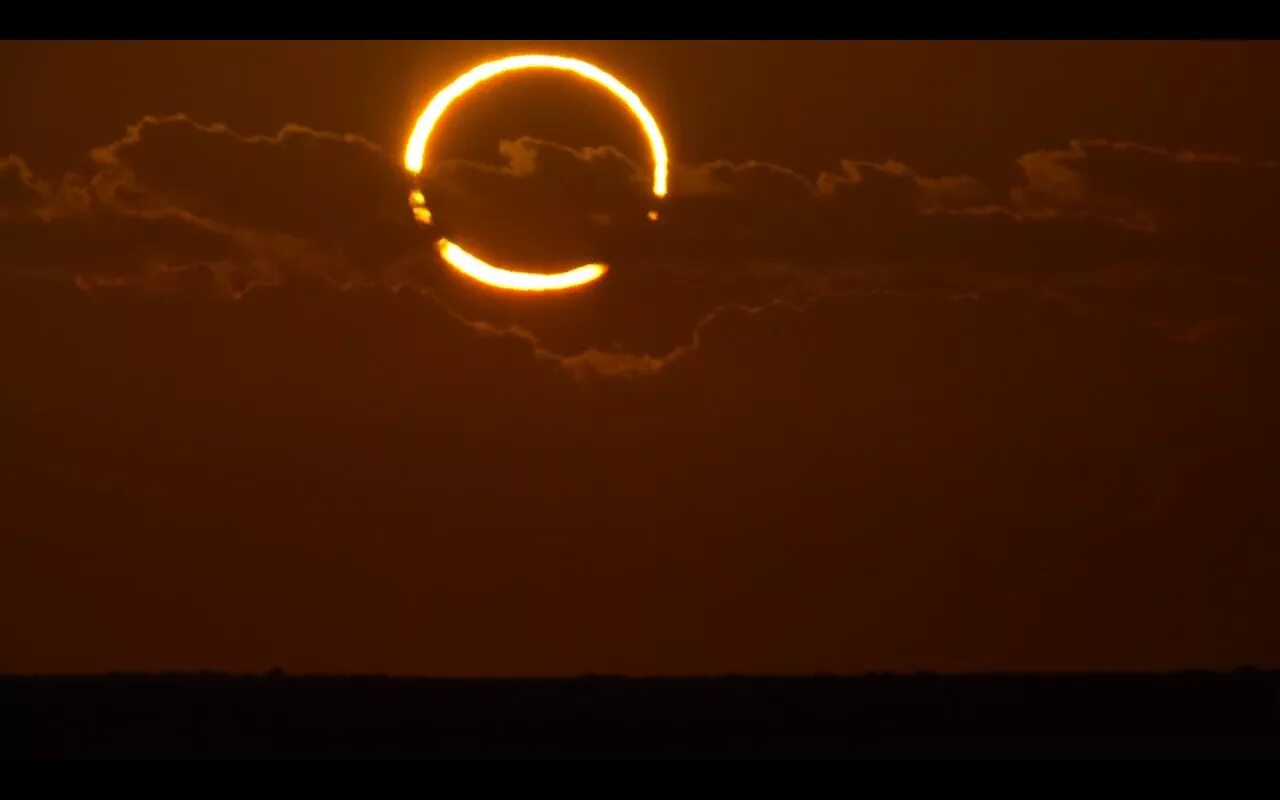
left=3, top=41, right=1278, bottom=675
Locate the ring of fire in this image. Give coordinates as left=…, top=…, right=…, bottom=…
left=404, top=54, right=669, bottom=292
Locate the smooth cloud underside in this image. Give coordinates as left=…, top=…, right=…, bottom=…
left=1, top=113, right=1278, bottom=372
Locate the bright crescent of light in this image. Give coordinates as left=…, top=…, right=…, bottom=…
left=404, top=54, right=668, bottom=196
left=404, top=54, right=668, bottom=292
left=436, top=239, right=607, bottom=292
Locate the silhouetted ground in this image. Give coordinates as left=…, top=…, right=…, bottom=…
left=3, top=671, right=1278, bottom=759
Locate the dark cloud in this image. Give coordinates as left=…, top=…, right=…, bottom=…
left=2, top=116, right=1278, bottom=367
left=89, top=115, right=397, bottom=234
left=422, top=135, right=651, bottom=268
left=0, top=200, right=237, bottom=288
left=88, top=115, right=423, bottom=287
left=1011, top=139, right=1280, bottom=276
left=0, top=154, right=47, bottom=212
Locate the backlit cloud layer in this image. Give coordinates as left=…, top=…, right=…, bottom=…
left=3, top=114, right=1277, bottom=367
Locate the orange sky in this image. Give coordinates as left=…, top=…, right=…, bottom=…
left=2, top=41, right=1279, bottom=675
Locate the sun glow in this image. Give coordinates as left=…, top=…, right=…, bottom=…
left=437, top=239, right=606, bottom=292
left=405, top=54, right=667, bottom=292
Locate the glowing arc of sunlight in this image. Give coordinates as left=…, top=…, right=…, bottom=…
left=437, top=239, right=607, bottom=292
left=404, top=54, right=668, bottom=292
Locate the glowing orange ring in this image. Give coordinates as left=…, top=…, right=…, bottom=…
left=404, top=54, right=668, bottom=292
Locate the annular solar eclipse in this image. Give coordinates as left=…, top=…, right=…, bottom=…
left=404, top=54, right=669, bottom=292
